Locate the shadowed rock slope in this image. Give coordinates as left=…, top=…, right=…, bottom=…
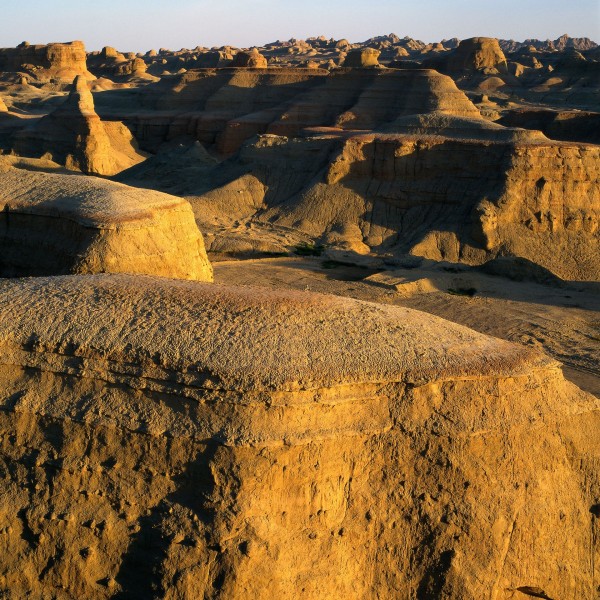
left=0, top=166, right=212, bottom=280
left=13, top=76, right=145, bottom=176
left=106, top=68, right=481, bottom=154
left=168, top=128, right=599, bottom=281
left=0, top=274, right=597, bottom=599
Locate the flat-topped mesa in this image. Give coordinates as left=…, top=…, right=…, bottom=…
left=231, top=49, right=268, bottom=68
left=0, top=168, right=213, bottom=281
left=342, top=47, right=381, bottom=68
left=12, top=76, right=145, bottom=175
left=0, top=274, right=597, bottom=598
left=0, top=40, right=94, bottom=83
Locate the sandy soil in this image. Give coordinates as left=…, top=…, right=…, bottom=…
left=213, top=256, right=600, bottom=397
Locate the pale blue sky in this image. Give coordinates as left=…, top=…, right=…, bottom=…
left=1, top=0, right=598, bottom=53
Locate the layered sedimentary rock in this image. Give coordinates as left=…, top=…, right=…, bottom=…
left=0, top=167, right=213, bottom=280
left=0, top=41, right=93, bottom=83
left=184, top=129, right=599, bottom=280
left=13, top=76, right=145, bottom=175
left=112, top=68, right=480, bottom=154
left=0, top=274, right=597, bottom=599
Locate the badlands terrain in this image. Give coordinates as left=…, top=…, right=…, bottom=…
left=0, top=33, right=598, bottom=599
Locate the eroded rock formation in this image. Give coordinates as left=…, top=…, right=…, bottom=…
left=231, top=49, right=268, bottom=68
left=342, top=47, right=381, bottom=68
left=0, top=274, right=596, bottom=598
left=0, top=40, right=93, bottom=83
left=13, top=76, right=145, bottom=175
left=0, top=166, right=213, bottom=280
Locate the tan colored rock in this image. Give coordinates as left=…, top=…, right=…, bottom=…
left=0, top=96, right=7, bottom=112
left=0, top=167, right=213, bottom=280
left=342, top=47, right=381, bottom=68
left=231, top=49, right=268, bottom=68
left=0, top=40, right=94, bottom=82
left=0, top=274, right=596, bottom=598
left=189, top=127, right=599, bottom=281
left=447, top=37, right=508, bottom=73
left=13, top=75, right=145, bottom=176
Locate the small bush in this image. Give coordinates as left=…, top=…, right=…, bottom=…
left=293, top=242, right=324, bottom=257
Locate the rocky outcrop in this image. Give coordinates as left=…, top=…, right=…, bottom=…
left=88, top=47, right=153, bottom=81
left=0, top=40, right=93, bottom=82
left=0, top=274, right=596, bottom=599
left=0, top=97, right=7, bottom=112
left=451, top=37, right=508, bottom=72
left=187, top=130, right=599, bottom=280
left=0, top=167, right=213, bottom=280
left=12, top=76, right=145, bottom=175
left=342, top=47, right=381, bottom=68
left=231, top=49, right=268, bottom=68
left=498, top=108, right=600, bottom=144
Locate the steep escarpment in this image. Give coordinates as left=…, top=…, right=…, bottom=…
left=0, top=274, right=597, bottom=599
left=0, top=167, right=213, bottom=280
left=12, top=76, right=145, bottom=176
left=0, top=41, right=93, bottom=83
left=185, top=131, right=599, bottom=280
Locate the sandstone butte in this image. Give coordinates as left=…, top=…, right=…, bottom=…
left=0, top=41, right=93, bottom=83
left=0, top=165, right=213, bottom=281
left=0, top=274, right=597, bottom=599
left=13, top=76, right=145, bottom=176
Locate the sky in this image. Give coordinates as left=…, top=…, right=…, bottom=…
left=1, top=0, right=599, bottom=53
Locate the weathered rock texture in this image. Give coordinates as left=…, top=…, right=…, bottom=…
left=13, top=76, right=145, bottom=176
left=0, top=274, right=597, bottom=599
left=184, top=130, right=599, bottom=280
left=0, top=168, right=213, bottom=280
left=342, top=47, right=381, bottom=68
left=110, top=68, right=480, bottom=154
left=444, top=37, right=508, bottom=73
left=231, top=49, right=268, bottom=68
left=0, top=41, right=93, bottom=82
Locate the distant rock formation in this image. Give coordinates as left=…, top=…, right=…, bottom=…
left=88, top=47, right=153, bottom=81
left=231, top=49, right=268, bottom=68
left=342, top=47, right=381, bottom=68
left=0, top=40, right=93, bottom=82
left=431, top=37, right=508, bottom=74
left=0, top=165, right=213, bottom=280
left=12, top=75, right=145, bottom=175
left=121, top=68, right=480, bottom=154
left=0, top=274, right=596, bottom=598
